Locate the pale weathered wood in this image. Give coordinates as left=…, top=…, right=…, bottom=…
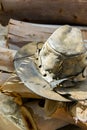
left=1, top=0, right=87, bottom=25
left=0, top=72, right=41, bottom=99
left=8, top=19, right=87, bottom=49
left=0, top=93, right=27, bottom=130
left=0, top=47, right=16, bottom=72
left=0, top=20, right=87, bottom=130
left=0, top=114, right=21, bottom=130
left=0, top=24, right=8, bottom=48
left=0, top=44, right=41, bottom=98
left=8, top=19, right=57, bottom=48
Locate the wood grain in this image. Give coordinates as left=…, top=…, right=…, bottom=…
left=8, top=19, right=87, bottom=49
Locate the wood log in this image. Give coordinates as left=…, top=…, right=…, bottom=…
left=1, top=0, right=87, bottom=25
left=0, top=47, right=16, bottom=72
left=0, top=93, right=27, bottom=130
left=0, top=93, right=68, bottom=130
left=8, top=19, right=87, bottom=49
left=0, top=114, right=21, bottom=130
left=0, top=72, right=41, bottom=99
left=0, top=24, right=8, bottom=48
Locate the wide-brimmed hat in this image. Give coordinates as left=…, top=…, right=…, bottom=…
left=14, top=25, right=87, bottom=101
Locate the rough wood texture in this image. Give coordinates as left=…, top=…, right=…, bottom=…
left=0, top=47, right=16, bottom=72
left=0, top=20, right=87, bottom=130
left=0, top=114, right=21, bottom=130
left=0, top=23, right=41, bottom=99
left=8, top=19, right=87, bottom=49
left=0, top=72, right=41, bottom=99
left=0, top=24, right=8, bottom=48
left=1, top=0, right=87, bottom=25
left=0, top=93, right=26, bottom=130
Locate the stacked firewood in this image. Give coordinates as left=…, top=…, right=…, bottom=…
left=0, top=19, right=87, bottom=130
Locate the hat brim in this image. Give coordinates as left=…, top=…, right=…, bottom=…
left=14, top=43, right=87, bottom=101
left=55, top=81, right=87, bottom=101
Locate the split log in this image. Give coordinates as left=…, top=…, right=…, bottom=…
left=0, top=114, right=21, bottom=130
left=8, top=19, right=87, bottom=49
left=0, top=47, right=16, bottom=72
left=1, top=1, right=87, bottom=25
left=0, top=23, right=15, bottom=72
left=8, top=19, right=57, bottom=48
left=0, top=93, right=27, bottom=130
left=0, top=72, right=41, bottom=99
left=0, top=93, right=68, bottom=130
left=0, top=24, right=8, bottom=48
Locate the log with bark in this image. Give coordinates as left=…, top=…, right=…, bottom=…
left=1, top=0, right=87, bottom=25
left=0, top=19, right=87, bottom=130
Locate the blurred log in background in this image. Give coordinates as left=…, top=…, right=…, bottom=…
left=0, top=0, right=87, bottom=25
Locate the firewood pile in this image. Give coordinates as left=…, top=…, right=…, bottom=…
left=0, top=19, right=87, bottom=130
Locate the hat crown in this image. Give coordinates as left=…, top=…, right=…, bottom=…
left=47, top=25, right=86, bottom=56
